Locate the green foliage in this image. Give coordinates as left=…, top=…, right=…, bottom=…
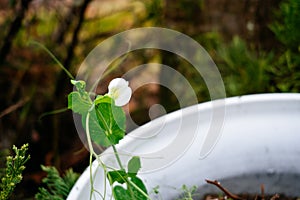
left=268, top=0, right=300, bottom=92
left=68, top=91, right=92, bottom=115
left=0, top=144, right=30, bottom=200
left=110, top=175, right=148, bottom=200
left=107, top=170, right=128, bottom=185
left=107, top=157, right=141, bottom=184
left=269, top=0, right=300, bottom=50
left=145, top=0, right=164, bottom=24
left=176, top=185, right=198, bottom=200
left=94, top=95, right=126, bottom=145
left=68, top=80, right=91, bottom=116
left=268, top=50, right=300, bottom=92
left=82, top=107, right=113, bottom=146
left=195, top=32, right=223, bottom=53
left=68, top=80, right=126, bottom=146
left=127, top=176, right=148, bottom=200
left=68, top=79, right=149, bottom=199
left=218, top=36, right=273, bottom=96
left=107, top=156, right=148, bottom=200
left=214, top=0, right=300, bottom=96
left=127, top=156, right=141, bottom=175
left=183, top=1, right=300, bottom=98
left=35, top=165, right=79, bottom=200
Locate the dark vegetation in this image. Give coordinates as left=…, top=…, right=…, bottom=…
left=0, top=0, right=299, bottom=199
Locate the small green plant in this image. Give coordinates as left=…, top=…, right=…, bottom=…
left=35, top=165, right=80, bottom=200
left=33, top=41, right=150, bottom=200
left=0, top=144, right=30, bottom=200
left=176, top=185, right=199, bottom=200
left=68, top=78, right=149, bottom=200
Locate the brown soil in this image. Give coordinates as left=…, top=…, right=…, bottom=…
left=204, top=193, right=298, bottom=200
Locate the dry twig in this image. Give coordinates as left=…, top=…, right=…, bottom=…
left=261, top=184, right=265, bottom=200
left=270, top=194, right=280, bottom=200
left=205, top=179, right=281, bottom=200
left=205, top=179, right=245, bottom=200
left=0, top=97, right=30, bottom=118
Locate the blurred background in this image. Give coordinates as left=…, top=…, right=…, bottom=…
left=0, top=0, right=299, bottom=199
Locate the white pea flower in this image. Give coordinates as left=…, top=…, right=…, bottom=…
left=108, top=78, right=132, bottom=106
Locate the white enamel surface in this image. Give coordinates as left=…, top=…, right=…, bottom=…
left=67, top=93, right=300, bottom=200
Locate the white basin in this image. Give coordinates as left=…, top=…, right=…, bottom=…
left=68, top=93, right=300, bottom=199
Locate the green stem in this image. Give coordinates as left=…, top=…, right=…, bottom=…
left=129, top=181, right=152, bottom=200
left=38, top=107, right=69, bottom=121
left=111, top=145, right=135, bottom=199
left=86, top=112, right=106, bottom=200
left=29, top=41, right=75, bottom=80
left=112, top=145, right=124, bottom=170
left=86, top=112, right=95, bottom=200
left=89, top=152, right=94, bottom=200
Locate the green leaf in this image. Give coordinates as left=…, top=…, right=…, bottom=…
left=94, top=96, right=126, bottom=145
left=113, top=186, right=131, bottom=200
left=94, top=95, right=113, bottom=105
left=127, top=156, right=141, bottom=176
left=69, top=84, right=126, bottom=146
left=68, top=80, right=92, bottom=115
left=70, top=80, right=86, bottom=93
left=107, top=170, right=127, bottom=185
left=35, top=165, right=79, bottom=200
left=68, top=91, right=91, bottom=115
left=130, top=177, right=148, bottom=200
left=81, top=108, right=111, bottom=147
left=111, top=177, right=148, bottom=200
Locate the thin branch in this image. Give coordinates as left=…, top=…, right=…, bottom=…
left=0, top=97, right=30, bottom=118
left=205, top=179, right=245, bottom=200
left=38, top=107, right=69, bottom=121
left=270, top=194, right=280, bottom=200
left=261, top=184, right=265, bottom=200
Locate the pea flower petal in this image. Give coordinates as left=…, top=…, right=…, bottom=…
left=108, top=78, right=132, bottom=106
